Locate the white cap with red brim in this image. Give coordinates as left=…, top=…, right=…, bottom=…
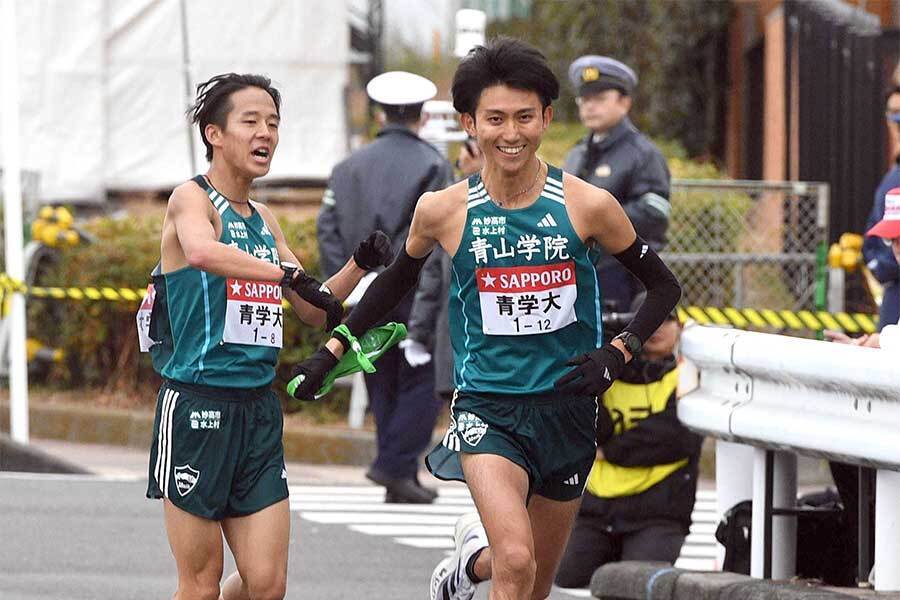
left=867, top=188, right=900, bottom=239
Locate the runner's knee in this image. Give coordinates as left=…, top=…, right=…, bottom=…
left=491, top=542, right=536, bottom=583
left=176, top=579, right=221, bottom=600
left=244, top=571, right=286, bottom=600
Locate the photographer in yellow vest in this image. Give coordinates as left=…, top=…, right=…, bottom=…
left=555, top=295, right=702, bottom=588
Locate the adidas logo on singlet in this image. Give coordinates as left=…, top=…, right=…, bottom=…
left=537, top=212, right=557, bottom=228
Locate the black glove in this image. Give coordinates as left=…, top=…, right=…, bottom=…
left=289, top=272, right=344, bottom=330
left=353, top=230, right=393, bottom=270
left=554, top=345, right=626, bottom=397
left=287, top=346, right=339, bottom=401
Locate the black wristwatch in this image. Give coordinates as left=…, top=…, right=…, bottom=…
left=612, top=331, right=642, bottom=357
left=279, top=261, right=298, bottom=287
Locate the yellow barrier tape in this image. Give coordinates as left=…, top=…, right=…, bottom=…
left=796, top=310, right=823, bottom=330
left=675, top=306, right=877, bottom=334
left=741, top=308, right=768, bottom=328
left=778, top=310, right=804, bottom=330
left=816, top=311, right=842, bottom=331
left=0, top=275, right=147, bottom=302
left=834, top=312, right=859, bottom=333
left=723, top=307, right=748, bottom=329
left=0, top=274, right=881, bottom=334
left=760, top=309, right=786, bottom=329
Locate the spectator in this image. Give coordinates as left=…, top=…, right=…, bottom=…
left=555, top=299, right=702, bottom=589
left=862, top=86, right=900, bottom=330
left=564, top=55, right=671, bottom=311
left=316, top=71, right=454, bottom=503
left=831, top=187, right=900, bottom=349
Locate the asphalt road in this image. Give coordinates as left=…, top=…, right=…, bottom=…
left=0, top=473, right=593, bottom=600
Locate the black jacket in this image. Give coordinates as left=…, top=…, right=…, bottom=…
left=581, top=356, right=703, bottom=534
left=317, top=125, right=453, bottom=278
left=563, top=117, right=671, bottom=255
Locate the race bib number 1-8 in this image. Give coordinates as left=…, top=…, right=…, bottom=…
left=223, top=279, right=283, bottom=348
left=476, top=261, right=577, bottom=336
left=136, top=283, right=156, bottom=352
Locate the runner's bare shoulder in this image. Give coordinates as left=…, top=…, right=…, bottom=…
left=558, top=172, right=622, bottom=245
left=167, top=180, right=215, bottom=221
left=414, top=179, right=468, bottom=238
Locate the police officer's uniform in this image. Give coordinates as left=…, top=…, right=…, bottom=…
left=317, top=72, right=453, bottom=501
left=563, top=56, right=671, bottom=313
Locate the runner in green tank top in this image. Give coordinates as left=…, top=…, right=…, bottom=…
left=288, top=39, right=681, bottom=600
left=143, top=73, right=392, bottom=600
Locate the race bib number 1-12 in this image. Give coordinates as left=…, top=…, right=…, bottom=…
left=476, top=261, right=577, bottom=336
left=223, top=279, right=284, bottom=348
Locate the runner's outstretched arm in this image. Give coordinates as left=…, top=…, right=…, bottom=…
left=287, top=193, right=441, bottom=400
left=258, top=203, right=392, bottom=329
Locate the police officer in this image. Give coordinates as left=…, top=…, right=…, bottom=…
left=564, top=56, right=671, bottom=312
left=317, top=71, right=453, bottom=503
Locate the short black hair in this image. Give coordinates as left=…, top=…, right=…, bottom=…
left=381, top=103, right=424, bottom=125
left=451, top=37, right=559, bottom=117
left=887, top=85, right=900, bottom=104
left=188, top=73, right=282, bottom=162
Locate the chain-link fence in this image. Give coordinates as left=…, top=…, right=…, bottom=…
left=662, top=179, right=829, bottom=312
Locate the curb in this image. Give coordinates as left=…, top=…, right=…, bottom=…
left=0, top=401, right=377, bottom=467
left=589, top=561, right=894, bottom=600
left=0, top=433, right=91, bottom=473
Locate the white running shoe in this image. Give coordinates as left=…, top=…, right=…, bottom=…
left=429, top=512, right=488, bottom=600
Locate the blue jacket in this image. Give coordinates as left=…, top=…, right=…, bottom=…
left=862, top=163, right=900, bottom=329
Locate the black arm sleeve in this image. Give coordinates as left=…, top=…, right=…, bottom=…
left=613, top=236, right=682, bottom=343
left=343, top=245, right=431, bottom=339
left=406, top=249, right=446, bottom=349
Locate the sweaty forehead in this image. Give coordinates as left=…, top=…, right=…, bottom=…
left=229, top=87, right=279, bottom=118
left=476, top=85, right=542, bottom=114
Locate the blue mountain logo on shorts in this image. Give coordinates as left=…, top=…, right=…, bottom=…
left=174, top=464, right=200, bottom=497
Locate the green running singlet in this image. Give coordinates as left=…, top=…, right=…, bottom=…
left=449, top=164, right=603, bottom=395
left=148, top=175, right=284, bottom=388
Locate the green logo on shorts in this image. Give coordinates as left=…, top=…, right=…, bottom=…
left=457, top=412, right=488, bottom=446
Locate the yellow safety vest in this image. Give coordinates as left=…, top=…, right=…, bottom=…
left=585, top=367, right=687, bottom=498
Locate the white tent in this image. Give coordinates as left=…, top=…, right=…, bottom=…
left=0, top=0, right=350, bottom=202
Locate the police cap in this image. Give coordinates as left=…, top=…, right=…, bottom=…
left=366, top=71, right=437, bottom=106
left=568, top=56, right=637, bottom=97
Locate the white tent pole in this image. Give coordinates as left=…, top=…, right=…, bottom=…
left=1, top=0, right=30, bottom=443
left=179, top=0, right=197, bottom=175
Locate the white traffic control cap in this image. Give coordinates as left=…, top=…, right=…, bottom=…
left=366, top=71, right=437, bottom=106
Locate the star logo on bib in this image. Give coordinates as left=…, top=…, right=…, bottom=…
left=230, top=280, right=243, bottom=295
left=480, top=273, right=497, bottom=288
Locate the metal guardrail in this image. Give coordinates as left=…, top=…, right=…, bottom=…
left=678, top=324, right=900, bottom=590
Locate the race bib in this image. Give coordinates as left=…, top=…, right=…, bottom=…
left=476, top=261, right=577, bottom=336
left=136, top=283, right=156, bottom=352
left=223, top=279, right=283, bottom=348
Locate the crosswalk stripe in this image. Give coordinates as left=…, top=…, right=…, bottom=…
left=290, top=485, right=471, bottom=496
left=290, top=485, right=721, bottom=574
left=291, top=495, right=474, bottom=506
left=394, top=537, right=455, bottom=549
left=301, top=512, right=460, bottom=525
left=350, top=524, right=455, bottom=536
left=291, top=501, right=476, bottom=514
left=675, top=557, right=716, bottom=570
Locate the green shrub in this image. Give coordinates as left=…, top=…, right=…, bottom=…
left=30, top=213, right=348, bottom=420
